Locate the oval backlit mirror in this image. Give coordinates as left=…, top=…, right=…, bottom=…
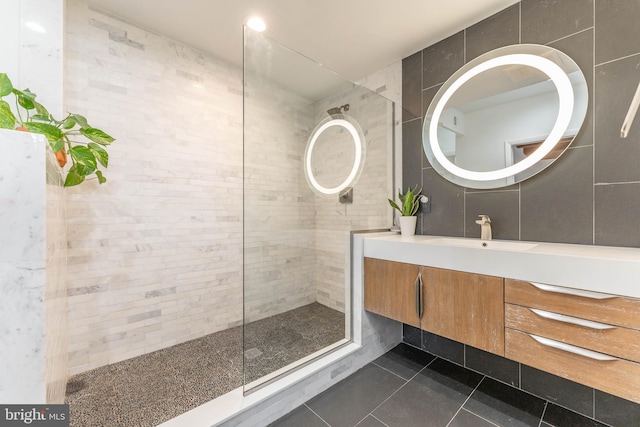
left=304, top=115, right=366, bottom=196
left=423, top=44, right=588, bottom=189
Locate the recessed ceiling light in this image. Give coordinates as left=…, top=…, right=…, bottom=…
left=25, top=21, right=46, bottom=33
left=246, top=16, right=266, bottom=33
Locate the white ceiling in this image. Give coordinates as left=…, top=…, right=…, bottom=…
left=87, top=0, right=520, bottom=82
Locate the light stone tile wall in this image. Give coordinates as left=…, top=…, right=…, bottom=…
left=358, top=61, right=403, bottom=204
left=243, top=71, right=317, bottom=322
left=65, top=1, right=244, bottom=374
left=0, top=130, right=67, bottom=404
left=243, top=63, right=397, bottom=320
left=310, top=65, right=400, bottom=312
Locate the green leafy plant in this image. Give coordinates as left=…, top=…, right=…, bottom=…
left=388, top=186, right=425, bottom=216
left=0, top=73, right=115, bottom=187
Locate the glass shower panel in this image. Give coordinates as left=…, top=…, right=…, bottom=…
left=243, top=28, right=394, bottom=391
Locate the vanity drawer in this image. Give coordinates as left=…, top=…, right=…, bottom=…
left=505, top=303, right=640, bottom=363
left=505, top=279, right=640, bottom=330
left=505, top=328, right=640, bottom=404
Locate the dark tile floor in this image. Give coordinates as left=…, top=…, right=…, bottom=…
left=270, top=344, right=612, bottom=427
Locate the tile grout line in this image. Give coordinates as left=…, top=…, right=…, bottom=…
left=545, top=26, right=594, bottom=47
left=538, top=401, right=549, bottom=427
left=595, top=51, right=640, bottom=68
left=459, top=408, right=502, bottom=427
left=354, top=413, right=390, bottom=427
left=594, top=181, right=640, bottom=186
left=444, top=375, right=486, bottom=427
left=518, top=2, right=521, bottom=44
left=371, top=361, right=415, bottom=382
left=592, top=0, right=596, bottom=246
left=370, top=414, right=391, bottom=427
left=303, top=403, right=332, bottom=427
left=355, top=356, right=440, bottom=426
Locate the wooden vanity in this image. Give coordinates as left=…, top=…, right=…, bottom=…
left=362, top=234, right=640, bottom=404
left=365, top=259, right=504, bottom=355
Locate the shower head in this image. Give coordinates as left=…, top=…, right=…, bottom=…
left=327, top=104, right=350, bottom=117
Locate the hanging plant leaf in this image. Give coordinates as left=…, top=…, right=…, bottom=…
left=0, top=73, right=13, bottom=97
left=70, top=145, right=97, bottom=172
left=75, top=163, right=95, bottom=177
left=62, top=115, right=76, bottom=129
left=23, top=122, right=64, bottom=142
left=95, top=170, right=107, bottom=184
left=34, top=101, right=51, bottom=120
left=88, top=142, right=109, bottom=167
left=69, top=113, right=88, bottom=129
left=50, top=138, right=65, bottom=153
left=0, top=100, right=16, bottom=129
left=81, top=127, right=115, bottom=145
left=14, top=88, right=36, bottom=110
left=1, top=72, right=115, bottom=188
left=64, top=165, right=85, bottom=187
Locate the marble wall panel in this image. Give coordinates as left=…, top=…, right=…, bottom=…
left=0, top=130, right=66, bottom=403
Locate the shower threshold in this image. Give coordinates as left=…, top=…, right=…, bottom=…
left=244, top=338, right=350, bottom=394
left=159, top=341, right=360, bottom=427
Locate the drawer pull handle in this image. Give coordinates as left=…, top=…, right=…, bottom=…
left=529, top=308, right=616, bottom=330
left=415, top=272, right=423, bottom=319
left=528, top=334, right=619, bottom=361
left=528, top=282, right=617, bottom=300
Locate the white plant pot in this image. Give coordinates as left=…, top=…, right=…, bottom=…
left=399, top=216, right=417, bottom=236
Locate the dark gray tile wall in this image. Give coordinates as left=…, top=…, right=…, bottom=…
left=402, top=0, right=640, bottom=248
left=399, top=2, right=640, bottom=425
left=466, top=4, right=520, bottom=60
left=421, top=31, right=464, bottom=90
left=521, top=0, right=593, bottom=45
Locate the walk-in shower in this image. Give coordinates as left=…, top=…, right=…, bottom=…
left=61, top=2, right=393, bottom=424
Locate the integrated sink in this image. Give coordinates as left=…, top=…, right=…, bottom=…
left=426, top=237, right=538, bottom=251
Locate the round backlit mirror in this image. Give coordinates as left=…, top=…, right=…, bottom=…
left=423, top=44, right=588, bottom=189
left=304, top=115, right=366, bottom=196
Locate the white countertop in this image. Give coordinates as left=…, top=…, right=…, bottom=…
left=363, top=233, right=640, bottom=299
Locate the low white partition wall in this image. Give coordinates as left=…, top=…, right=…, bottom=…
left=0, top=129, right=67, bottom=403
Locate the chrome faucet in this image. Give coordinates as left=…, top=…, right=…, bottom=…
left=475, top=215, right=492, bottom=240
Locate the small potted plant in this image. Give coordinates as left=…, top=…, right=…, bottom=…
left=0, top=73, right=115, bottom=187
left=388, top=186, right=427, bottom=236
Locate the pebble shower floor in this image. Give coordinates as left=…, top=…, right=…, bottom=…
left=65, top=303, right=344, bottom=427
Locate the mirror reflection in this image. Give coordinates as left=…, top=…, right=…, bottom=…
left=423, top=44, right=588, bottom=189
